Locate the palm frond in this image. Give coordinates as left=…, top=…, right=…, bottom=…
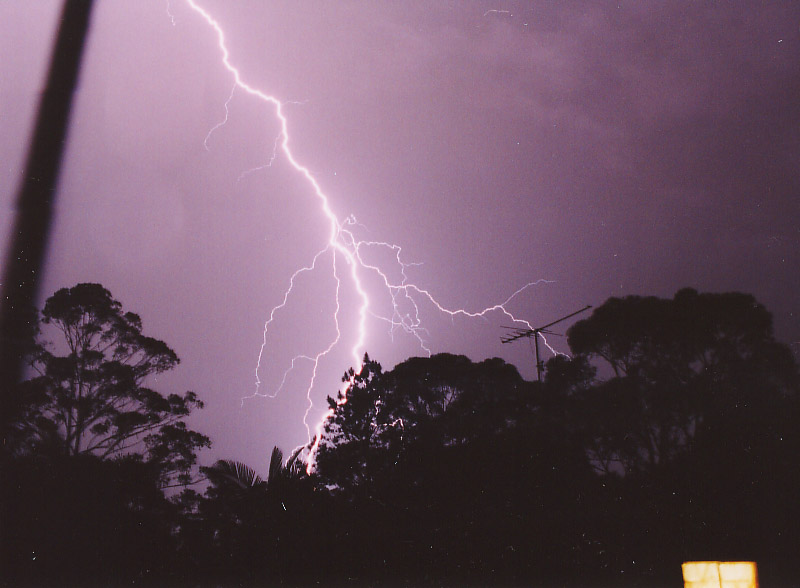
left=209, top=459, right=264, bottom=489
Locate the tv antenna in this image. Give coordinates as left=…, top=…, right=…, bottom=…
left=501, top=305, right=592, bottom=382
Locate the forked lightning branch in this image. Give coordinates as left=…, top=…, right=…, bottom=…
left=181, top=1, right=559, bottom=471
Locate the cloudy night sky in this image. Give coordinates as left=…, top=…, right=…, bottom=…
left=1, top=1, right=798, bottom=473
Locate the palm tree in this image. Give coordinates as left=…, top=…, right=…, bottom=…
left=205, top=458, right=266, bottom=491
left=203, top=445, right=306, bottom=500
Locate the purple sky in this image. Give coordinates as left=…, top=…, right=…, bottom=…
left=2, top=1, right=798, bottom=473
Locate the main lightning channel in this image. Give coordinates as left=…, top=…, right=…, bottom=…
left=183, top=1, right=556, bottom=473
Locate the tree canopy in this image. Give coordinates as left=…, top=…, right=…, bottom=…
left=566, top=287, right=798, bottom=474
left=3, top=283, right=211, bottom=586
left=303, top=289, right=799, bottom=586
left=11, top=283, right=209, bottom=486
left=313, top=353, right=534, bottom=493
left=310, top=353, right=604, bottom=584
left=4, top=286, right=799, bottom=587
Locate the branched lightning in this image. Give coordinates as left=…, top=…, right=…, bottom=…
left=236, top=133, right=280, bottom=182
left=203, top=84, right=235, bottom=150
left=183, top=1, right=560, bottom=473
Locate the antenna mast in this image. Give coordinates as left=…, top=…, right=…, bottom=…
left=501, top=305, right=592, bottom=382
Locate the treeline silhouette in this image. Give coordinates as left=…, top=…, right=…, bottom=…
left=2, top=285, right=798, bottom=587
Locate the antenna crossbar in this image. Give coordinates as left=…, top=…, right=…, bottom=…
left=500, top=304, right=592, bottom=381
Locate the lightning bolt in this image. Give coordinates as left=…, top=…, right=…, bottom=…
left=203, top=84, right=235, bottom=151
left=182, top=1, right=559, bottom=473
left=166, top=1, right=176, bottom=26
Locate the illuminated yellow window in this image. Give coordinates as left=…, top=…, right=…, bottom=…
left=682, top=561, right=758, bottom=588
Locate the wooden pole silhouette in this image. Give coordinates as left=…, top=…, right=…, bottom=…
left=0, top=0, right=95, bottom=432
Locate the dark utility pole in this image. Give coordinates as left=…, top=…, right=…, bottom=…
left=501, top=305, right=592, bottom=382
left=0, top=1, right=94, bottom=424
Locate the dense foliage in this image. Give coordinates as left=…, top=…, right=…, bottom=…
left=2, top=284, right=209, bottom=586
left=3, top=286, right=798, bottom=587
left=9, top=283, right=210, bottom=486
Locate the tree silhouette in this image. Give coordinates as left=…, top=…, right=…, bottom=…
left=305, top=292, right=799, bottom=586
left=10, top=286, right=790, bottom=586
left=178, top=446, right=315, bottom=585
left=311, top=353, right=604, bottom=585
left=312, top=354, right=389, bottom=494
left=203, top=445, right=306, bottom=498
left=560, top=288, right=800, bottom=584
left=566, top=288, right=798, bottom=474
left=314, top=353, right=536, bottom=492
left=11, top=283, right=209, bottom=487
left=2, top=284, right=214, bottom=586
